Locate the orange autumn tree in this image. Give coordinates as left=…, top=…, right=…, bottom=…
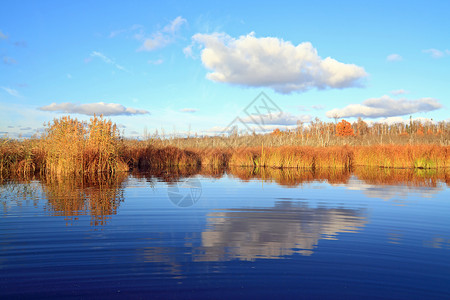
left=336, top=120, right=355, bottom=136
left=271, top=128, right=282, bottom=136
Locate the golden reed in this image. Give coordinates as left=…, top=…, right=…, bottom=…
left=1, top=116, right=450, bottom=177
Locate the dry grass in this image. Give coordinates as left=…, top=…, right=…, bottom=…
left=1, top=116, right=450, bottom=178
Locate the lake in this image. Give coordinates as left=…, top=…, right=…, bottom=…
left=1, top=167, right=449, bottom=299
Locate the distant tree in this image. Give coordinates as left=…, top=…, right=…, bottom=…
left=355, top=117, right=369, bottom=136
left=336, top=120, right=355, bottom=136
left=271, top=128, right=282, bottom=136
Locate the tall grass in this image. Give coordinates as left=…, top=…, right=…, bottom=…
left=1, top=115, right=450, bottom=177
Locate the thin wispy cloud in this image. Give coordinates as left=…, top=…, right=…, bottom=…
left=386, top=54, right=403, bottom=62
left=326, top=95, right=442, bottom=119
left=38, top=102, right=150, bottom=116
left=148, top=59, right=164, bottom=65
left=187, top=32, right=367, bottom=94
left=242, top=112, right=311, bottom=125
left=298, top=105, right=326, bottom=112
left=138, top=16, right=187, bottom=51
left=14, top=41, right=27, bottom=47
left=1, top=86, right=21, bottom=97
left=391, top=89, right=409, bottom=96
left=109, top=29, right=127, bottom=38
left=90, top=51, right=130, bottom=72
left=180, top=108, right=198, bottom=113
left=0, top=30, right=7, bottom=39
left=109, top=24, right=144, bottom=38
left=3, top=56, right=17, bottom=65
left=422, top=48, right=450, bottom=59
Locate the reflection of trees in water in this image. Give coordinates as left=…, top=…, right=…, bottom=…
left=42, top=174, right=127, bottom=226
left=194, top=201, right=367, bottom=261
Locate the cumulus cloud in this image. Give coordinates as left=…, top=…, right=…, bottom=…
left=90, top=51, right=129, bottom=72
left=326, top=95, right=442, bottom=119
left=386, top=54, right=403, bottom=61
left=422, top=48, right=450, bottom=58
left=188, top=32, right=367, bottom=94
left=138, top=16, right=187, bottom=51
left=242, top=112, right=311, bottom=125
left=180, top=108, right=198, bottom=113
left=390, top=89, right=409, bottom=96
left=1, top=86, right=21, bottom=97
left=38, top=102, right=149, bottom=116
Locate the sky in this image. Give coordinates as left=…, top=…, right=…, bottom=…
left=1, top=0, right=449, bottom=138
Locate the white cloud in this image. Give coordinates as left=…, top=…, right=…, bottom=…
left=326, top=95, right=442, bottom=119
left=1, top=86, right=21, bottom=97
left=138, top=16, right=187, bottom=51
left=188, top=32, right=367, bottom=94
left=390, top=89, right=409, bottom=95
left=109, top=29, right=127, bottom=38
left=242, top=112, right=312, bottom=125
left=202, top=123, right=302, bottom=136
left=163, top=16, right=187, bottom=34
left=90, top=51, right=130, bottom=72
left=38, top=102, right=150, bottom=116
left=375, top=116, right=435, bottom=125
left=422, top=48, right=449, bottom=59
left=341, top=177, right=442, bottom=200
left=386, top=54, right=403, bottom=61
left=148, top=59, right=164, bottom=65
left=109, top=24, right=144, bottom=39
left=312, top=104, right=325, bottom=110
left=180, top=108, right=198, bottom=113
left=183, top=44, right=194, bottom=57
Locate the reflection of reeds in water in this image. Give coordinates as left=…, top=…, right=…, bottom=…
left=132, top=165, right=450, bottom=188
left=229, top=166, right=351, bottom=187
left=42, top=173, right=127, bottom=226
left=354, top=167, right=450, bottom=188
left=0, top=179, right=41, bottom=214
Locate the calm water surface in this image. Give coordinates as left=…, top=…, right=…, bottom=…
left=1, top=168, right=449, bottom=299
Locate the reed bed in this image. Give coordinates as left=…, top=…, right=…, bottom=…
left=354, top=145, right=450, bottom=169
left=1, top=115, right=450, bottom=177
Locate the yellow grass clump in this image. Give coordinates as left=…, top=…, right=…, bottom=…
left=44, top=115, right=128, bottom=175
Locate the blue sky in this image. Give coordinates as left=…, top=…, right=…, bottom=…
left=1, top=0, right=449, bottom=138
